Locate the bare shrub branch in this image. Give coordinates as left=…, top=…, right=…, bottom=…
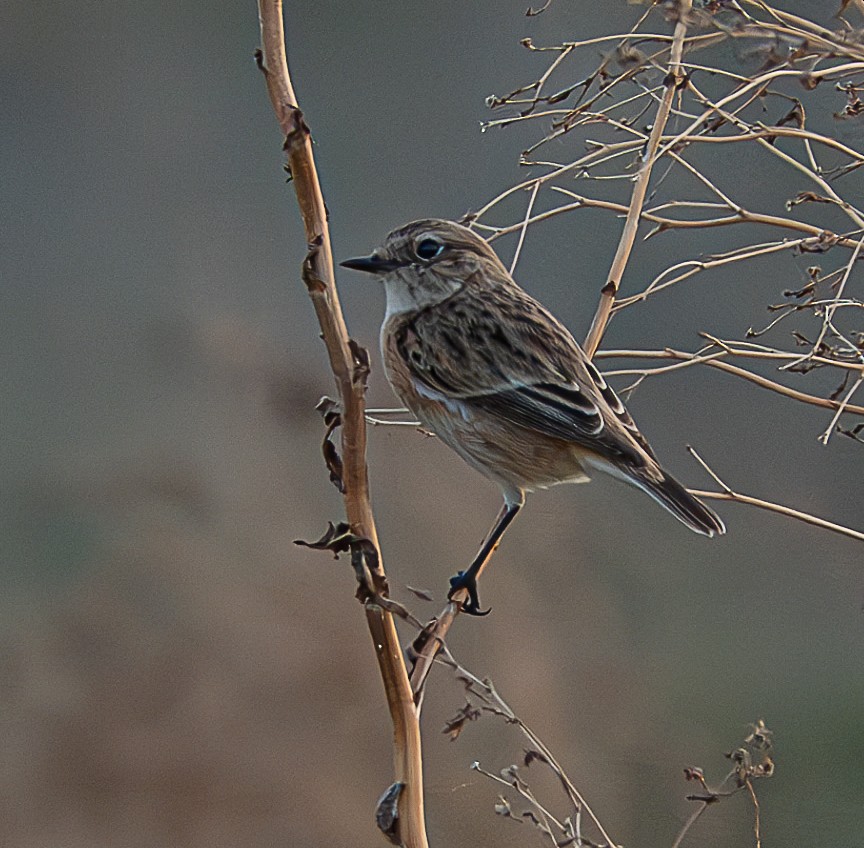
left=263, top=1, right=864, bottom=845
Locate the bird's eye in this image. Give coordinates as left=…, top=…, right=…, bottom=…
left=415, top=237, right=444, bottom=260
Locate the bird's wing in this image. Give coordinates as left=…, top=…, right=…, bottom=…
left=396, top=284, right=658, bottom=467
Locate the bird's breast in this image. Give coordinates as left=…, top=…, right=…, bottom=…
left=381, top=315, right=455, bottom=422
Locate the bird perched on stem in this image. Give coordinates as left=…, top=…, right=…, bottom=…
left=342, top=219, right=724, bottom=615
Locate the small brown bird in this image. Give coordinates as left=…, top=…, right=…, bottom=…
left=342, top=219, right=724, bottom=614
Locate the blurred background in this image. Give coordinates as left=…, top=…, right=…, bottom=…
left=3, top=1, right=863, bottom=845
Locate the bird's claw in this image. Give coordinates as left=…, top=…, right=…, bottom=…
left=448, top=571, right=491, bottom=617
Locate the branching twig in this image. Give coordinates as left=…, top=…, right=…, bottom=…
left=439, top=647, right=620, bottom=848
left=583, top=0, right=693, bottom=357
left=687, top=447, right=864, bottom=544
left=595, top=348, right=864, bottom=417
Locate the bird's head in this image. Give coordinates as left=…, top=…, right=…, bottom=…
left=341, top=219, right=507, bottom=316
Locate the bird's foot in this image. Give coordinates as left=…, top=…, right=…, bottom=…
left=448, top=571, right=491, bottom=616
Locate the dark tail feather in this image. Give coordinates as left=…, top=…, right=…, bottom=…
left=636, top=470, right=726, bottom=538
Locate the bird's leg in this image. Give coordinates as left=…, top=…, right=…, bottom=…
left=448, top=498, right=522, bottom=616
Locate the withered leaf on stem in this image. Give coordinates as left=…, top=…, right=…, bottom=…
left=301, top=245, right=326, bottom=294
left=351, top=535, right=384, bottom=602
left=315, top=395, right=342, bottom=429
left=316, top=396, right=345, bottom=492
left=796, top=232, right=841, bottom=253
left=683, top=766, right=705, bottom=782
left=494, top=796, right=513, bottom=817
left=349, top=338, right=371, bottom=388
left=405, top=585, right=435, bottom=602
left=522, top=810, right=545, bottom=829
left=294, top=520, right=354, bottom=557
left=375, top=782, right=404, bottom=846
left=322, top=436, right=345, bottom=493
left=829, top=371, right=851, bottom=402
left=523, top=748, right=549, bottom=768
left=787, top=191, right=834, bottom=209
left=442, top=702, right=481, bottom=741
left=777, top=100, right=805, bottom=128
left=295, top=521, right=383, bottom=599
left=838, top=422, right=864, bottom=443
left=525, top=0, right=553, bottom=17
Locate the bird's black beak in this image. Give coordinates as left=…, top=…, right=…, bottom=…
left=340, top=253, right=400, bottom=275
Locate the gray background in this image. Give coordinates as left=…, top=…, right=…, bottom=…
left=3, top=1, right=863, bottom=846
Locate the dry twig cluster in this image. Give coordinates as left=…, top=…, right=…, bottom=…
left=470, top=2, right=864, bottom=531
left=257, top=1, right=863, bottom=846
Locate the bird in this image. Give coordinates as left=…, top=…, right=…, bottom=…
left=341, top=219, right=725, bottom=615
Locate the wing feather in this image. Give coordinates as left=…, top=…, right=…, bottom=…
left=394, top=279, right=652, bottom=468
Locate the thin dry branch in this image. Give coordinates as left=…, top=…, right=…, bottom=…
left=691, top=489, right=864, bottom=544
left=595, top=348, right=864, bottom=416
left=438, top=648, right=620, bottom=848
left=687, top=447, right=864, bottom=544
left=583, top=0, right=693, bottom=357
left=256, top=4, right=427, bottom=846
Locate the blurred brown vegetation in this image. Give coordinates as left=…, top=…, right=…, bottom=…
left=3, top=1, right=863, bottom=846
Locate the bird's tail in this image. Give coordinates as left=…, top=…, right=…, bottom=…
left=633, top=469, right=726, bottom=538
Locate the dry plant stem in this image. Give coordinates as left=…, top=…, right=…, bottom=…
left=583, top=0, right=692, bottom=357
left=409, top=520, right=518, bottom=701
left=439, top=649, right=619, bottom=848
left=746, top=779, right=762, bottom=848
left=692, top=488, right=864, bottom=543
left=409, top=605, right=458, bottom=708
left=670, top=802, right=711, bottom=848
left=819, top=374, right=864, bottom=445
left=256, top=4, right=427, bottom=846
left=595, top=349, right=864, bottom=416
left=794, top=236, right=864, bottom=372
left=685, top=445, right=864, bottom=543
left=510, top=181, right=541, bottom=275
left=410, top=519, right=517, bottom=698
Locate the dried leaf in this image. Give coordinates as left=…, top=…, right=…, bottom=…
left=300, top=245, right=326, bottom=293
left=315, top=395, right=341, bottom=429
left=523, top=749, right=549, bottom=767
left=777, top=100, right=805, bottom=128
left=500, top=764, right=519, bottom=781
left=294, top=521, right=354, bottom=557
left=405, top=585, right=435, bottom=601
left=349, top=338, right=371, bottom=388
left=316, top=396, right=345, bottom=492
left=494, top=796, right=513, bottom=817
left=525, top=0, right=552, bottom=15
left=835, top=81, right=864, bottom=118
left=442, top=703, right=481, bottom=740
left=838, top=422, right=864, bottom=443
left=745, top=719, right=774, bottom=751
left=799, top=72, right=820, bottom=91
left=322, top=436, right=345, bottom=493
left=787, top=191, right=834, bottom=209
left=546, top=84, right=580, bottom=105
left=683, top=766, right=705, bottom=781
left=375, top=782, right=403, bottom=845
left=829, top=372, right=851, bottom=402
left=522, top=810, right=543, bottom=827
left=796, top=232, right=841, bottom=254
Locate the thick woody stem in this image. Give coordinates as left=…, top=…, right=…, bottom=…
left=583, top=0, right=692, bottom=357
left=256, top=3, right=427, bottom=846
